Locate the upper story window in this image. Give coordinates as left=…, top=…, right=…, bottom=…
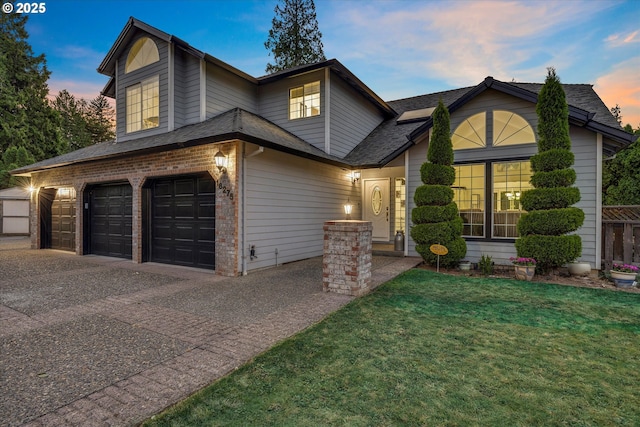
left=126, top=76, right=159, bottom=133
left=125, top=37, right=159, bottom=74
left=289, top=81, right=320, bottom=120
left=452, top=110, right=535, bottom=150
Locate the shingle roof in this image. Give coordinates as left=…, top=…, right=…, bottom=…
left=11, top=109, right=344, bottom=175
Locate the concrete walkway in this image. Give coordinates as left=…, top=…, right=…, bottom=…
left=0, top=237, right=421, bottom=426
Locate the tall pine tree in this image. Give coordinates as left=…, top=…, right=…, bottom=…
left=264, top=0, right=325, bottom=74
left=516, top=68, right=583, bottom=273
left=0, top=13, right=65, bottom=163
left=410, top=99, right=466, bottom=267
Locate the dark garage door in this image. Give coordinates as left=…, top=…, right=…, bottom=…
left=150, top=175, right=215, bottom=269
left=89, top=183, right=132, bottom=259
left=51, top=188, right=76, bottom=251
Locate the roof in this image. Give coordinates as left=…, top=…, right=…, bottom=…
left=11, top=109, right=346, bottom=175
left=347, top=77, right=635, bottom=166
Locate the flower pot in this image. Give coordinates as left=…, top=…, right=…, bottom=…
left=610, top=270, right=637, bottom=288
left=568, top=262, right=591, bottom=277
left=514, top=265, right=535, bottom=281
left=459, top=261, right=471, bottom=271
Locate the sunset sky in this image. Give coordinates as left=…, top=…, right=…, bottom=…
left=23, top=0, right=640, bottom=127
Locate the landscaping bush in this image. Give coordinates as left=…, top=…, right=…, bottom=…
left=530, top=168, right=576, bottom=188
left=411, top=203, right=458, bottom=224
left=516, top=68, right=582, bottom=273
left=517, top=207, right=585, bottom=236
left=420, top=163, right=455, bottom=186
left=530, top=149, right=575, bottom=172
left=411, top=99, right=466, bottom=267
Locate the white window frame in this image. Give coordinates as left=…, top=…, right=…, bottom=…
left=126, top=76, right=159, bottom=134
left=289, top=81, right=320, bottom=120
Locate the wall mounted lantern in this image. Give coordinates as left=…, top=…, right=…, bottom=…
left=344, top=198, right=353, bottom=220
left=350, top=170, right=361, bottom=183
left=214, top=149, right=228, bottom=172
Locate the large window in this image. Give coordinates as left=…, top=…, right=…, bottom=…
left=453, top=164, right=485, bottom=237
left=289, top=81, right=320, bottom=120
left=126, top=76, right=159, bottom=133
left=125, top=37, right=159, bottom=74
left=492, top=161, right=533, bottom=238
left=453, top=161, right=533, bottom=239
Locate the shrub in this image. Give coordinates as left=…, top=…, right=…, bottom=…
left=410, top=217, right=464, bottom=245
left=517, top=207, right=585, bottom=236
left=520, top=187, right=581, bottom=211
left=415, top=237, right=467, bottom=268
left=515, top=234, right=582, bottom=273
left=411, top=203, right=458, bottom=224
left=420, top=163, right=455, bottom=186
left=414, top=185, right=454, bottom=206
left=530, top=168, right=576, bottom=188
left=530, top=149, right=575, bottom=172
left=479, top=254, right=494, bottom=276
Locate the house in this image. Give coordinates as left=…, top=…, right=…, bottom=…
left=12, top=17, right=634, bottom=275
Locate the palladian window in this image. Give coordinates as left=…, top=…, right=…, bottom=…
left=125, top=37, right=160, bottom=74
left=493, top=110, right=536, bottom=146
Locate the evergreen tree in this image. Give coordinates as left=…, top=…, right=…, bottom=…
left=515, top=68, right=584, bottom=273
left=603, top=125, right=640, bottom=205
left=0, top=13, right=65, bottom=161
left=264, top=0, right=325, bottom=74
left=410, top=99, right=466, bottom=267
left=86, top=95, right=115, bottom=143
left=0, top=146, right=35, bottom=188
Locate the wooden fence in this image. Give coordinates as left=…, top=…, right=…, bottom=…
left=602, top=206, right=640, bottom=271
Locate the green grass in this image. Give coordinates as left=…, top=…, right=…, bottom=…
left=144, top=270, right=640, bottom=426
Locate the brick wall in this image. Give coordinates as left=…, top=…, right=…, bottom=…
left=322, top=220, right=372, bottom=296
left=29, top=141, right=239, bottom=276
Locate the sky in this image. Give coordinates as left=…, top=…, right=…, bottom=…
left=20, top=0, right=640, bottom=127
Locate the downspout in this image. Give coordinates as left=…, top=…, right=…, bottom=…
left=404, top=150, right=410, bottom=256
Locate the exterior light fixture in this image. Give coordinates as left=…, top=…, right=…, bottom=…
left=344, top=198, right=353, bottom=220
left=214, top=149, right=228, bottom=172
left=351, top=170, right=361, bottom=183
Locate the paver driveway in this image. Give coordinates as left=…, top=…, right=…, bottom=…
left=0, top=237, right=419, bottom=426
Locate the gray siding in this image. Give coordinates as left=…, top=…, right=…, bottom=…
left=174, top=50, right=201, bottom=127
left=244, top=146, right=358, bottom=271
left=206, top=63, right=257, bottom=117
left=330, top=74, right=383, bottom=158
left=407, top=89, right=600, bottom=268
left=116, top=33, right=169, bottom=142
left=258, top=70, right=326, bottom=151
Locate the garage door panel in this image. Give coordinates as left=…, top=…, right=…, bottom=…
left=89, top=184, right=132, bottom=259
left=150, top=175, right=215, bottom=269
left=50, top=189, right=76, bottom=251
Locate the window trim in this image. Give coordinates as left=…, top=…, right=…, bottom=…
left=289, top=81, right=321, bottom=120
left=126, top=75, right=160, bottom=134
left=453, top=157, right=532, bottom=242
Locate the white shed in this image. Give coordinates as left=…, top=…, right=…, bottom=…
left=0, top=187, right=30, bottom=235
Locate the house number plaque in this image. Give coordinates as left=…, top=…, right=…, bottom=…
left=218, top=182, right=234, bottom=200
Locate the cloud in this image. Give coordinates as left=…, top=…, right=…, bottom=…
left=595, top=57, right=640, bottom=127
left=605, top=30, right=640, bottom=47
left=46, top=78, right=112, bottom=106
left=323, top=0, right=614, bottom=86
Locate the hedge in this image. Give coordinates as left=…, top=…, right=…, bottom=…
left=530, top=168, right=577, bottom=188
left=517, top=207, right=585, bottom=236
left=515, top=234, right=582, bottom=273
left=415, top=237, right=467, bottom=268
left=420, top=163, right=455, bottom=186
left=414, top=185, right=454, bottom=206
left=410, top=217, right=463, bottom=244
left=411, top=203, right=458, bottom=224
left=530, top=149, right=575, bottom=172
left=520, top=187, right=581, bottom=211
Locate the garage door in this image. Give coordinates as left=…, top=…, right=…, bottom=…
left=89, top=183, right=132, bottom=259
left=51, top=188, right=76, bottom=251
left=150, top=175, right=215, bottom=269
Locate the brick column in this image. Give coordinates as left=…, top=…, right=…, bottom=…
left=323, top=220, right=372, bottom=296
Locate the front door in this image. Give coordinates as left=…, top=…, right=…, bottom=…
left=363, top=178, right=390, bottom=241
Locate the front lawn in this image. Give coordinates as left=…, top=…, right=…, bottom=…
left=144, top=270, right=640, bottom=426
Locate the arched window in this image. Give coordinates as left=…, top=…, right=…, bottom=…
left=493, top=110, right=536, bottom=146
left=452, top=112, right=486, bottom=150
left=125, top=37, right=159, bottom=74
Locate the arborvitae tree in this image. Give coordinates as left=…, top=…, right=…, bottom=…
left=515, top=68, right=583, bottom=273
left=264, top=0, right=325, bottom=74
left=410, top=99, right=466, bottom=267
